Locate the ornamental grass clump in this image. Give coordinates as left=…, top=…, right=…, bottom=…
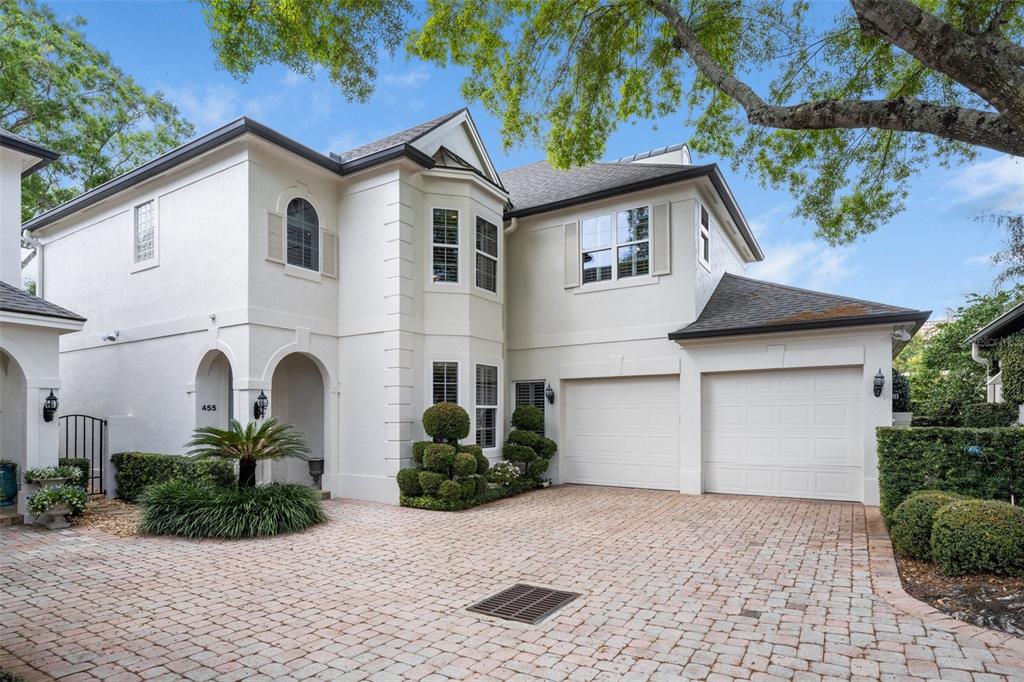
left=139, top=482, right=326, bottom=539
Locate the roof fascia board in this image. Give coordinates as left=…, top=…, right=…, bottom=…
left=966, top=301, right=1024, bottom=344
left=669, top=310, right=932, bottom=341
left=415, top=109, right=504, bottom=190
left=0, top=136, right=60, bottom=178
left=423, top=166, right=509, bottom=202
left=0, top=309, right=86, bottom=330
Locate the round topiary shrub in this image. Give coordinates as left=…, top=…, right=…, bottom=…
left=511, top=405, right=544, bottom=434
left=527, top=458, right=550, bottom=479
left=457, top=477, right=477, bottom=499
left=536, top=437, right=557, bottom=458
left=412, top=441, right=431, bottom=466
left=423, top=443, right=457, bottom=473
left=503, top=443, right=536, bottom=464
left=890, top=490, right=965, bottom=560
left=418, top=470, right=446, bottom=495
left=474, top=474, right=489, bottom=495
left=422, top=402, right=470, bottom=443
left=508, top=429, right=542, bottom=450
left=453, top=452, right=478, bottom=477
left=932, top=500, right=1024, bottom=575
left=396, top=468, right=422, bottom=496
left=438, top=479, right=462, bottom=502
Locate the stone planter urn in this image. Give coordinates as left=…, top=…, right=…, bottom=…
left=307, top=459, right=324, bottom=489
left=41, top=503, right=72, bottom=530
left=0, top=462, right=17, bottom=508
left=892, top=412, right=913, bottom=427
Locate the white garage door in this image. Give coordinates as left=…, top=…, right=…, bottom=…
left=565, top=376, right=679, bottom=490
left=702, top=367, right=863, bottom=501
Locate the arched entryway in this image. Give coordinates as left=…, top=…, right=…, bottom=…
left=270, top=353, right=325, bottom=485
left=194, top=350, right=234, bottom=431
left=0, top=349, right=27, bottom=480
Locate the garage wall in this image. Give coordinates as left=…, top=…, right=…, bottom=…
left=678, top=325, right=895, bottom=505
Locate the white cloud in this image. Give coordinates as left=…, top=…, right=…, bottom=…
left=281, top=70, right=305, bottom=87
left=951, top=155, right=1024, bottom=210
left=965, top=252, right=994, bottom=266
left=381, top=68, right=429, bottom=89
left=748, top=240, right=854, bottom=291
left=160, top=83, right=271, bottom=130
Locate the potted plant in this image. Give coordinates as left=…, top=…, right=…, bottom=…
left=0, top=459, right=17, bottom=508
left=27, top=484, right=87, bottom=529
left=23, top=465, right=81, bottom=489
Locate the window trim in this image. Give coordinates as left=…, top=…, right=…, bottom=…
left=431, top=207, right=460, bottom=285
left=130, top=198, right=159, bottom=273
left=474, top=214, right=498, bottom=294
left=475, top=363, right=499, bottom=449
left=698, top=203, right=712, bottom=270
left=285, top=197, right=321, bottom=272
left=579, top=203, right=652, bottom=285
left=432, top=361, right=459, bottom=405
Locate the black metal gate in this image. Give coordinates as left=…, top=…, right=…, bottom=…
left=59, top=414, right=106, bottom=494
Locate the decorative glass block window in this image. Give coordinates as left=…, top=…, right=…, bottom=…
left=515, top=381, right=546, bottom=435
left=699, top=204, right=711, bottom=266
left=432, top=208, right=458, bottom=283
left=475, top=216, right=498, bottom=292
left=432, top=362, right=458, bottom=404
left=581, top=206, right=650, bottom=283
left=286, top=198, right=320, bottom=271
left=476, top=364, right=498, bottom=448
left=133, top=201, right=156, bottom=264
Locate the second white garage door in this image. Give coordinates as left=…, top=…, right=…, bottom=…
left=564, top=375, right=680, bottom=490
left=702, top=366, right=864, bottom=501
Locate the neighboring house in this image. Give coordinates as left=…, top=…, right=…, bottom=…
left=967, top=300, right=1024, bottom=404
left=0, top=129, right=86, bottom=514
left=21, top=109, right=929, bottom=505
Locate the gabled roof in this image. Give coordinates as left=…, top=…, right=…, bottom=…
left=0, top=128, right=59, bottom=177
left=966, top=299, right=1024, bottom=345
left=332, top=109, right=464, bottom=163
left=669, top=273, right=930, bottom=341
left=0, top=280, right=85, bottom=322
left=501, top=160, right=763, bottom=260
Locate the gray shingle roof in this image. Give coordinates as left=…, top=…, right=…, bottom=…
left=332, top=109, right=465, bottom=163
left=670, top=273, right=929, bottom=340
left=0, top=280, right=85, bottom=322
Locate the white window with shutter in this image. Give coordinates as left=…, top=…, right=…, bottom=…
left=698, top=203, right=711, bottom=268
left=131, top=200, right=158, bottom=271
left=266, top=210, right=285, bottom=263
left=321, top=229, right=338, bottom=278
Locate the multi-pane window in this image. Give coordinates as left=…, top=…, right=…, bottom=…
left=432, top=362, right=458, bottom=404
left=476, top=364, right=498, bottom=448
left=432, top=208, right=458, bottom=283
left=286, top=198, right=320, bottom=271
left=515, top=381, right=546, bottom=435
left=475, top=216, right=498, bottom=292
left=699, top=204, right=711, bottom=265
left=581, top=206, right=649, bottom=284
left=133, top=201, right=155, bottom=264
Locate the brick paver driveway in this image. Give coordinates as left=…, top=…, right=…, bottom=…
left=2, top=486, right=1023, bottom=681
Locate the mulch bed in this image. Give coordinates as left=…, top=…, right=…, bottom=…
left=71, top=497, right=141, bottom=537
left=896, top=556, right=1024, bottom=635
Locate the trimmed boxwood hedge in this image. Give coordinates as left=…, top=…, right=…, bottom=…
left=401, top=478, right=537, bottom=512
left=875, top=427, right=1024, bottom=521
left=889, top=490, right=965, bottom=560
left=962, top=403, right=1019, bottom=428
left=111, top=452, right=236, bottom=501
left=931, top=499, right=1024, bottom=575
left=1000, top=333, right=1024, bottom=405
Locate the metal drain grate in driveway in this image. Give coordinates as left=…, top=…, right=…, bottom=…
left=467, top=584, right=580, bottom=624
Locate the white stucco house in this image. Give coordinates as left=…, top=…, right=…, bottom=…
left=20, top=109, right=929, bottom=506
left=1, top=129, right=86, bottom=515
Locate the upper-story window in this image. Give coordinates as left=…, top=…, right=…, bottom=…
left=432, top=208, right=459, bottom=283
left=286, top=198, right=320, bottom=271
left=475, top=216, right=498, bottom=292
left=698, top=204, right=711, bottom=267
left=133, top=200, right=156, bottom=265
left=581, top=206, right=649, bottom=284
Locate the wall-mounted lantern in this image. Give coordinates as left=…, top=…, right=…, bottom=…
left=253, top=390, right=269, bottom=420
left=873, top=369, right=885, bottom=398
left=545, top=383, right=555, bottom=405
left=43, top=390, right=59, bottom=422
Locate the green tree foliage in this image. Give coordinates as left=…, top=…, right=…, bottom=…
left=1, top=0, right=194, bottom=222
left=200, top=0, right=1024, bottom=243
left=896, top=286, right=1024, bottom=423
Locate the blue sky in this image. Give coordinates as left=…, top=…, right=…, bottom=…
left=50, top=0, right=1024, bottom=318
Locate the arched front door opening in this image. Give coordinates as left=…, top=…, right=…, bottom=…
left=270, top=353, right=325, bottom=485
left=0, top=349, right=28, bottom=497
left=195, top=350, right=234, bottom=431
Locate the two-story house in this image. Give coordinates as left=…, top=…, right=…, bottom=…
left=22, top=109, right=929, bottom=505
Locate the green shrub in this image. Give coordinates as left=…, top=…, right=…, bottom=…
left=892, top=369, right=912, bottom=412
left=412, top=441, right=431, bottom=466
left=462, top=446, right=489, bottom=474
left=931, top=500, right=1024, bottom=575
left=457, top=477, right=477, bottom=498
left=423, top=444, right=457, bottom=473
left=503, top=443, right=536, bottom=464
left=527, top=458, right=550, bottom=479
left=473, top=474, right=489, bottom=495
left=418, top=470, right=446, bottom=494
left=536, top=437, right=558, bottom=458
left=1000, top=333, right=1024, bottom=405
left=0, top=671, right=25, bottom=682
left=487, top=461, right=520, bottom=485
left=26, top=484, right=87, bottom=516
left=422, top=402, right=470, bottom=443
left=437, top=479, right=462, bottom=502
left=58, top=458, right=91, bottom=486
left=139, top=482, right=326, bottom=539
left=875, top=427, right=1024, bottom=520
left=963, top=403, right=1019, bottom=427
left=889, top=490, right=966, bottom=559
left=511, top=405, right=544, bottom=434
left=396, top=468, right=422, bottom=496
left=453, top=452, right=478, bottom=477
left=400, top=478, right=536, bottom=512
left=507, top=429, right=542, bottom=450
left=111, top=452, right=236, bottom=501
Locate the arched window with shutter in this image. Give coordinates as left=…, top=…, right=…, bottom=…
left=286, top=198, right=320, bottom=271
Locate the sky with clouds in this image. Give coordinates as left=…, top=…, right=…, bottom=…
left=49, top=0, right=1024, bottom=319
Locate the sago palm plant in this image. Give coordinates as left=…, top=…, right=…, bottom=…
left=186, top=418, right=310, bottom=487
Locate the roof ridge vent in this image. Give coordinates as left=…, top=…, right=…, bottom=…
left=615, top=143, right=691, bottom=166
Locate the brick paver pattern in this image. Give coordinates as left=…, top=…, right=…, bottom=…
left=2, top=486, right=1023, bottom=681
